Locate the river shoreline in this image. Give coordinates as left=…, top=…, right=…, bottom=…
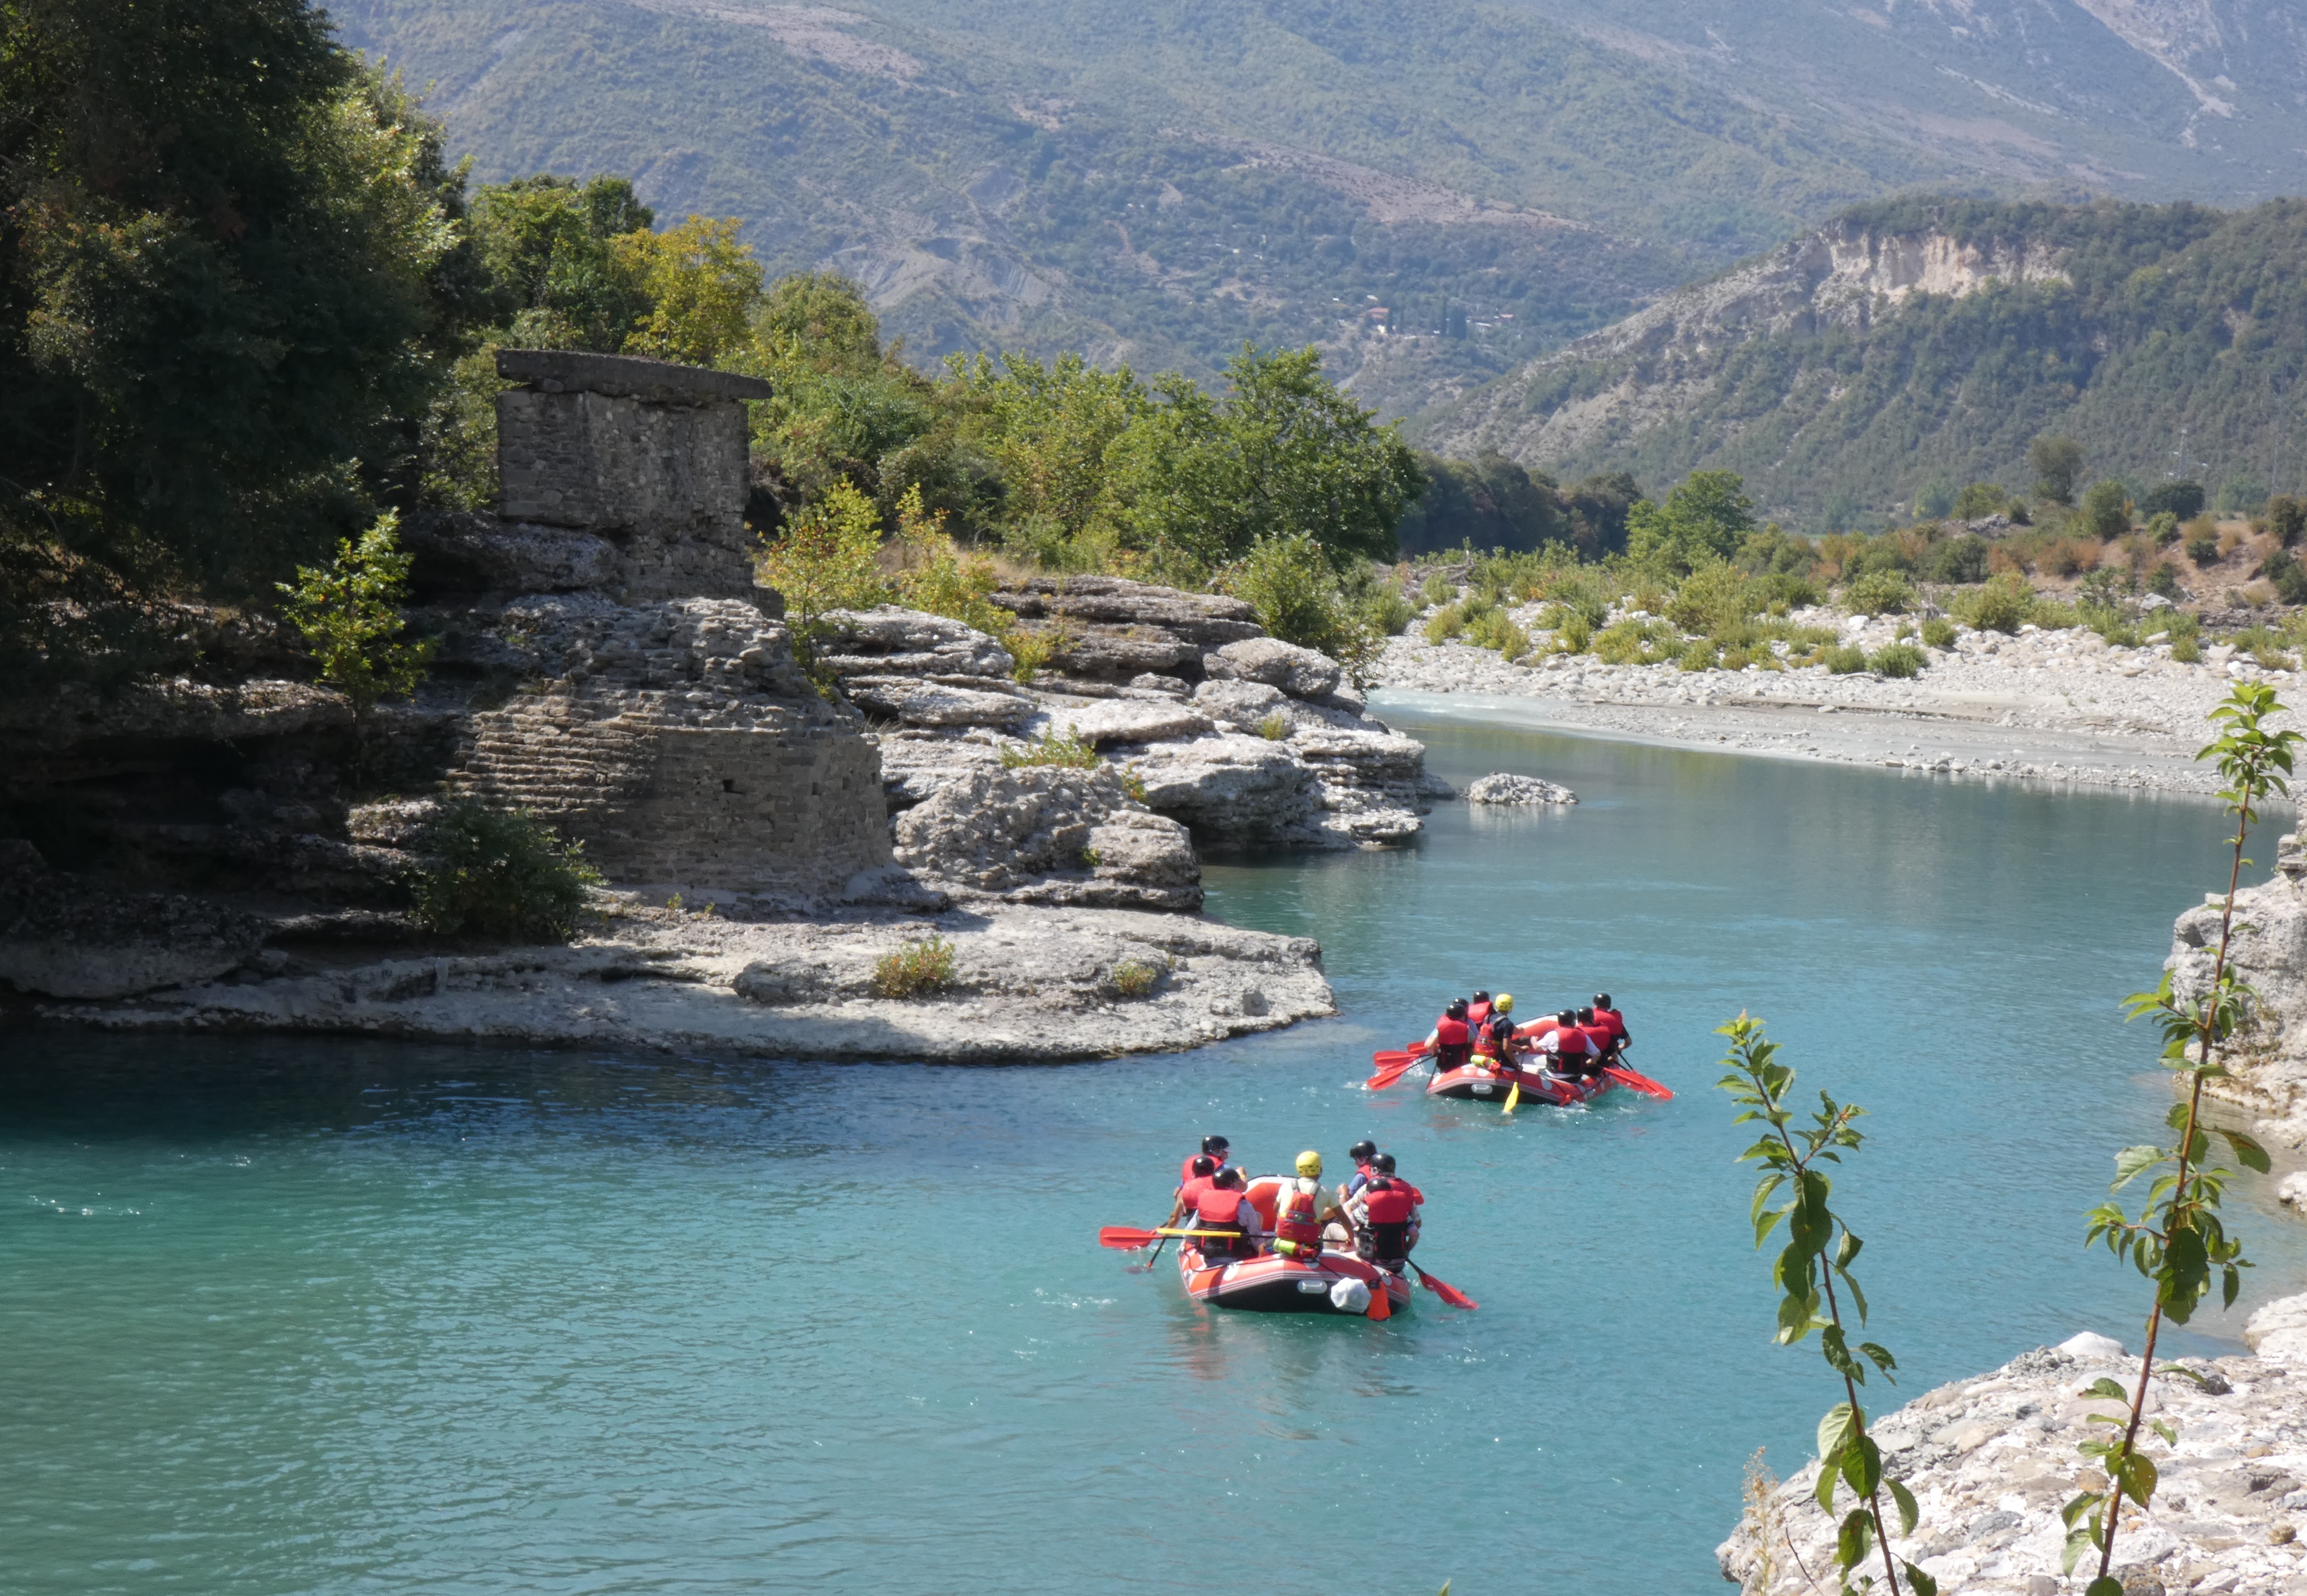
left=1369, top=624, right=2282, bottom=797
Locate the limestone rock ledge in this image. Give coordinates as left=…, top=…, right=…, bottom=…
left=39, top=904, right=1333, bottom=1063
left=2168, top=807, right=2307, bottom=1130
left=1719, top=1300, right=2307, bottom=1596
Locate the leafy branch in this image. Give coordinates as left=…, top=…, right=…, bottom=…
left=2068, top=680, right=2295, bottom=1594
left=1717, top=1013, right=1934, bottom=1596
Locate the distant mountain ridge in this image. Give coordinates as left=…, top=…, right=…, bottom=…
left=339, top=0, right=2307, bottom=420
left=1413, top=195, right=2307, bottom=530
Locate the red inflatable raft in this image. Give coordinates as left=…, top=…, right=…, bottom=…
left=1425, top=1059, right=1613, bottom=1107
left=1176, top=1176, right=1412, bottom=1317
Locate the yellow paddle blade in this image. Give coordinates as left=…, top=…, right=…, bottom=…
left=1504, top=1081, right=1520, bottom=1115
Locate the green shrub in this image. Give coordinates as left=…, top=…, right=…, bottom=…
left=1922, top=537, right=1988, bottom=584
left=1002, top=729, right=1102, bottom=769
left=1668, top=562, right=1755, bottom=634
left=1464, top=607, right=1529, bottom=657
left=1540, top=604, right=1593, bottom=654
left=1591, top=617, right=1676, bottom=665
left=1419, top=573, right=1456, bottom=607
left=1951, top=481, right=2007, bottom=519
left=2030, top=597, right=2083, bottom=629
left=1951, top=573, right=2035, bottom=634
left=414, top=801, right=603, bottom=942
left=1843, top=570, right=1915, bottom=616
left=2260, top=549, right=2307, bottom=606
left=2147, top=562, right=2183, bottom=600
left=1255, top=710, right=1290, bottom=740
left=2081, top=479, right=2134, bottom=540
left=1227, top=531, right=1383, bottom=677
left=1677, top=638, right=1717, bottom=671
left=1823, top=644, right=1868, bottom=674
left=2167, top=611, right=2201, bottom=642
left=1423, top=600, right=1471, bottom=643
left=874, top=936, right=955, bottom=999
left=2171, top=636, right=2202, bottom=663
left=2147, top=511, right=2181, bottom=546
left=2186, top=533, right=2220, bottom=566
left=277, top=512, right=435, bottom=724
left=1110, top=959, right=1161, bottom=999
left=1869, top=641, right=1926, bottom=678
left=1362, top=582, right=1416, bottom=637
left=1921, top=616, right=1956, bottom=647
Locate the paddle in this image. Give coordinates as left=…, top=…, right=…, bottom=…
left=1365, top=1046, right=1428, bottom=1091
left=1407, top=1259, right=1478, bottom=1310
left=1502, top=1078, right=1520, bottom=1115
left=1098, top=1225, right=1253, bottom=1249
left=1603, top=1064, right=1673, bottom=1099
left=1125, top=1236, right=1169, bottom=1274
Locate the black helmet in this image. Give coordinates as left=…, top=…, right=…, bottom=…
left=1349, top=1139, right=1377, bottom=1162
left=1215, top=1166, right=1244, bottom=1189
left=1372, top=1152, right=1398, bottom=1174
left=1368, top=1176, right=1394, bottom=1192
left=1594, top=993, right=1612, bottom=1009
left=1558, top=1010, right=1577, bottom=1025
left=1577, top=1007, right=1595, bottom=1024
left=1191, top=1155, right=1216, bottom=1177
left=1201, top=1134, right=1230, bottom=1155
left=1471, top=990, right=1492, bottom=1004
left=1446, top=999, right=1468, bottom=1020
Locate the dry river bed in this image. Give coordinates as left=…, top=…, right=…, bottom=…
left=1371, top=615, right=2304, bottom=796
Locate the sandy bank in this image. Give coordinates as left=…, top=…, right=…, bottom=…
left=1369, top=619, right=2292, bottom=796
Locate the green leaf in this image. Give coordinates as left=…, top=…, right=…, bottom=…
left=1888, top=1476, right=1919, bottom=1537
left=2082, top=1377, right=2127, bottom=1400
left=1859, top=1341, right=1898, bottom=1381
left=2060, top=1490, right=2102, bottom=1529
left=2086, top=1580, right=2126, bottom=1596
left=1841, top=1433, right=1882, bottom=1498
left=1821, top=1323, right=1865, bottom=1384
left=2062, top=1524, right=2100, bottom=1575
left=2151, top=1419, right=2177, bottom=1446
left=1903, top=1561, right=1939, bottom=1596
left=2116, top=1449, right=2159, bottom=1508
left=1815, top=1456, right=1839, bottom=1514
left=2111, top=1144, right=2164, bottom=1189
left=1835, top=1506, right=1874, bottom=1571
left=1835, top=1228, right=1864, bottom=1268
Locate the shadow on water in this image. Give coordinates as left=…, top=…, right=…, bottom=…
left=1, top=708, right=2299, bottom=1596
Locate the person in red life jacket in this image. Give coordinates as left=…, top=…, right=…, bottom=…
left=1467, top=989, right=1493, bottom=1031
left=1193, top=1167, right=1256, bottom=1259
left=1272, top=1150, right=1343, bottom=1260
left=1478, top=994, right=1520, bottom=1070
left=1354, top=1153, right=1423, bottom=1270
left=1337, top=1139, right=1379, bottom=1206
left=1577, top=1007, right=1617, bottom=1070
left=1591, top=994, right=1629, bottom=1059
left=1554, top=1011, right=1605, bottom=1078
left=1182, top=1134, right=1230, bottom=1186
left=1422, top=1000, right=1473, bottom=1069
left=1166, top=1154, right=1218, bottom=1228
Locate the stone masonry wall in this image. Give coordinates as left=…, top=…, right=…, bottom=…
left=494, top=350, right=768, bottom=602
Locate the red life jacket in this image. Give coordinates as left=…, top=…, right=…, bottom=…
left=1362, top=1180, right=1417, bottom=1225
left=1594, top=1008, right=1627, bottom=1047
left=1178, top=1174, right=1215, bottom=1211
left=1196, top=1187, right=1245, bottom=1225
left=1434, top=1016, right=1472, bottom=1067
left=1467, top=1000, right=1491, bottom=1031
left=1182, top=1153, right=1225, bottom=1185
left=1275, top=1180, right=1324, bottom=1251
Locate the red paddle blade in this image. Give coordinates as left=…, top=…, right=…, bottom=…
left=1365, top=1050, right=1425, bottom=1090
left=1098, top=1226, right=1160, bottom=1250
left=1366, top=1284, right=1391, bottom=1320
left=1414, top=1265, right=1478, bottom=1310
left=1604, top=1066, right=1673, bottom=1100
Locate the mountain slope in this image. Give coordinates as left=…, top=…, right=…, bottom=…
left=339, top=0, right=2307, bottom=418
left=1414, top=196, right=2307, bottom=529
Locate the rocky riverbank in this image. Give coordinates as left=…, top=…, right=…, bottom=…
left=1719, top=1299, right=2307, bottom=1596
left=1371, top=613, right=2296, bottom=796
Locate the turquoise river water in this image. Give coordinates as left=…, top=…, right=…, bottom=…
left=7, top=696, right=2305, bottom=1595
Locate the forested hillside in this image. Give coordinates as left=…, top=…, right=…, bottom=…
left=335, top=0, right=2298, bottom=421
left=1417, top=196, right=2307, bottom=533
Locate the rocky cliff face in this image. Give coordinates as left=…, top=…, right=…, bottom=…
left=1420, top=216, right=2069, bottom=471
left=2168, top=802, right=2307, bottom=1136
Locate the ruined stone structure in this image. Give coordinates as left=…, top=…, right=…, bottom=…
left=493, top=349, right=769, bottom=602
left=445, top=352, right=892, bottom=899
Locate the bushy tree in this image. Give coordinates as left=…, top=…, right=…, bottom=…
left=1625, top=470, right=1756, bottom=573
left=2081, top=479, right=2134, bottom=540
left=0, top=0, right=472, bottom=674
left=2030, top=434, right=2086, bottom=505
left=471, top=175, right=655, bottom=352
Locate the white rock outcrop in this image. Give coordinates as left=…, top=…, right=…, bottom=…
left=1719, top=1303, right=2307, bottom=1596
left=1465, top=772, right=1579, bottom=805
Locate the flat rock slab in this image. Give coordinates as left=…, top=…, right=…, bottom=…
left=1023, top=699, right=1214, bottom=746
left=45, top=905, right=1334, bottom=1063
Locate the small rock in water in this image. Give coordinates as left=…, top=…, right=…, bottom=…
left=1464, top=772, right=1578, bottom=806
left=2058, top=1331, right=2129, bottom=1359
left=2281, top=1170, right=2307, bottom=1208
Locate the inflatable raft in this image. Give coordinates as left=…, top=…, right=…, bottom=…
left=1426, top=1059, right=1612, bottom=1107
left=1175, top=1176, right=1412, bottom=1317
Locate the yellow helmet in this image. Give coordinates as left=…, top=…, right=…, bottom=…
left=1295, top=1149, right=1324, bottom=1178
left=1495, top=993, right=1514, bottom=1014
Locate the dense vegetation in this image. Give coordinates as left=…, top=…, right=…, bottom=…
left=1427, top=196, right=2307, bottom=533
